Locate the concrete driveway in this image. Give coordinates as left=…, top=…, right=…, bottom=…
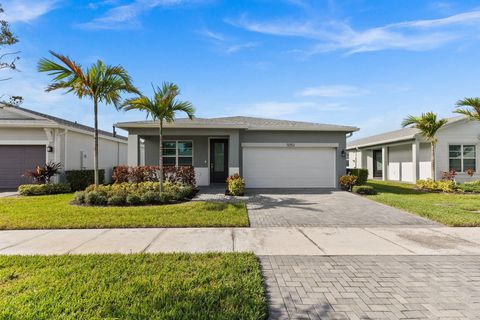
left=246, top=189, right=437, bottom=227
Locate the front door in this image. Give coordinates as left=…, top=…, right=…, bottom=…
left=373, top=149, right=383, bottom=178
left=210, top=139, right=229, bottom=183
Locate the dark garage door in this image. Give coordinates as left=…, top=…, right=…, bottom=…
left=0, top=145, right=46, bottom=190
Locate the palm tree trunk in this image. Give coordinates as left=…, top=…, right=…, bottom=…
left=159, top=120, right=163, bottom=193
left=93, top=98, right=99, bottom=186
left=431, top=141, right=436, bottom=181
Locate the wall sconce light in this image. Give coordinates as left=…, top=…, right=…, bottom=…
left=341, top=149, right=346, bottom=158
left=47, top=146, right=53, bottom=153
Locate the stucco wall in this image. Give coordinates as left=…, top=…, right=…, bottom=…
left=388, top=144, right=413, bottom=182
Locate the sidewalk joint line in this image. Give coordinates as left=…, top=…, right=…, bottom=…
left=363, top=228, right=415, bottom=254
left=141, top=229, right=164, bottom=253
left=0, top=230, right=53, bottom=251
left=66, top=229, right=111, bottom=254
left=296, top=228, right=327, bottom=254
left=231, top=228, right=235, bottom=252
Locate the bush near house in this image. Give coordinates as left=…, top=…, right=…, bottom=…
left=339, top=174, right=357, bottom=191
left=352, top=185, right=377, bottom=195
left=346, top=168, right=368, bottom=185
left=227, top=174, right=245, bottom=196
left=23, top=161, right=62, bottom=184
left=112, top=165, right=196, bottom=186
left=74, top=182, right=195, bottom=206
left=416, top=179, right=457, bottom=192
left=66, top=169, right=105, bottom=191
left=18, top=183, right=71, bottom=196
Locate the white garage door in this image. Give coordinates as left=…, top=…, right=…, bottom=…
left=242, top=145, right=336, bottom=188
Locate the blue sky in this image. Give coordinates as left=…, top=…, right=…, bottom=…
left=2, top=0, right=480, bottom=139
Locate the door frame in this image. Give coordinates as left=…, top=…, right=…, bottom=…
left=208, top=137, right=229, bottom=183
left=372, top=149, right=383, bottom=178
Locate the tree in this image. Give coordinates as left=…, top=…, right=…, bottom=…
left=402, top=112, right=447, bottom=181
left=454, top=98, right=480, bottom=121
left=0, top=4, right=19, bottom=82
left=121, top=83, right=195, bottom=193
left=38, top=51, right=138, bottom=185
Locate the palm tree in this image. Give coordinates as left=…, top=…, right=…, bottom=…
left=38, top=51, right=137, bottom=186
left=121, top=83, right=195, bottom=192
left=454, top=97, right=480, bottom=121
left=402, top=112, right=447, bottom=181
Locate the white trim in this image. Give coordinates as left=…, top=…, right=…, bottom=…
left=228, top=167, right=240, bottom=176
left=242, top=142, right=339, bottom=148
left=0, top=140, right=49, bottom=145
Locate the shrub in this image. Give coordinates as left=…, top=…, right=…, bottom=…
left=74, top=191, right=86, bottom=203
left=65, top=170, right=105, bottom=191
left=465, top=168, right=475, bottom=177
left=18, top=183, right=71, bottom=196
left=464, top=180, right=480, bottom=186
left=416, top=179, right=457, bottom=192
left=75, top=182, right=195, bottom=206
left=457, top=184, right=480, bottom=193
left=346, top=169, right=368, bottom=185
left=23, top=161, right=62, bottom=184
left=339, top=174, right=357, bottom=191
left=226, top=174, right=245, bottom=196
left=111, top=166, right=196, bottom=186
left=441, top=169, right=457, bottom=181
left=352, top=185, right=377, bottom=195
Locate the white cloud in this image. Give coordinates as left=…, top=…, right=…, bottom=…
left=1, top=0, right=58, bottom=23
left=299, top=85, right=368, bottom=97
left=199, top=27, right=259, bottom=55
left=78, top=0, right=196, bottom=29
left=227, top=9, right=480, bottom=55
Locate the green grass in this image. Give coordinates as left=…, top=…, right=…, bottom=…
left=0, top=194, right=248, bottom=229
left=366, top=180, right=480, bottom=226
left=0, top=253, right=267, bottom=320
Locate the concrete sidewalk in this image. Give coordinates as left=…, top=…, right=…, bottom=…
left=2, top=227, right=480, bottom=255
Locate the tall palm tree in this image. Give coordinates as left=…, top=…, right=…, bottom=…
left=454, top=97, right=480, bottom=121
left=402, top=112, right=447, bottom=181
left=38, top=51, right=137, bottom=186
left=121, top=83, right=195, bottom=192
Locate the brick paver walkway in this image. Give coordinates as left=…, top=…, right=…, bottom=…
left=261, top=255, right=480, bottom=319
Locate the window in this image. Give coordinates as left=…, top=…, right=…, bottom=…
left=449, top=144, right=476, bottom=172
left=162, top=140, right=193, bottom=166
left=346, top=152, right=350, bottom=168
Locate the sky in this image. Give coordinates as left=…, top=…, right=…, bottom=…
left=1, top=0, right=480, bottom=139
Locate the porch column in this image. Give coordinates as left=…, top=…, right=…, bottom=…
left=127, top=134, right=139, bottom=166
left=382, top=146, right=389, bottom=181
left=228, top=131, right=240, bottom=176
left=412, top=140, right=420, bottom=182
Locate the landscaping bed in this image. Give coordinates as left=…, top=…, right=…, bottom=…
left=0, top=253, right=267, bottom=320
left=366, top=180, right=480, bottom=226
left=0, top=194, right=248, bottom=229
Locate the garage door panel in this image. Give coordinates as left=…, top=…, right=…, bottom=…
left=242, top=147, right=336, bottom=188
left=0, top=145, right=46, bottom=189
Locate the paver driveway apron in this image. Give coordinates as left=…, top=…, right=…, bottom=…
left=246, top=189, right=437, bottom=227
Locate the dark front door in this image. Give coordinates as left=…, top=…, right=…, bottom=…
left=210, top=139, right=228, bottom=183
left=373, top=149, right=383, bottom=178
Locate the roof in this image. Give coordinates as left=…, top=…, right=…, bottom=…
left=0, top=104, right=127, bottom=141
left=347, top=115, right=467, bottom=149
left=116, top=116, right=359, bottom=132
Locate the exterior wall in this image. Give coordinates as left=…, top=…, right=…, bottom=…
left=388, top=144, right=414, bottom=182
left=65, top=131, right=127, bottom=182
left=435, top=119, right=480, bottom=183
left=419, top=143, right=432, bottom=180
left=240, top=130, right=347, bottom=187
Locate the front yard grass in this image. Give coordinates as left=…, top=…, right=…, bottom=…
left=0, top=194, right=248, bottom=229
left=0, top=253, right=267, bottom=320
left=366, top=180, right=480, bottom=226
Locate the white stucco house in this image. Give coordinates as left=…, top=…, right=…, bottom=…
left=0, top=104, right=127, bottom=189
left=347, top=115, right=480, bottom=183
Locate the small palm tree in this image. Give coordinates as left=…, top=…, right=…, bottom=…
left=38, top=51, right=138, bottom=186
left=454, top=97, right=480, bottom=121
left=121, top=83, right=195, bottom=193
left=402, top=112, right=447, bottom=181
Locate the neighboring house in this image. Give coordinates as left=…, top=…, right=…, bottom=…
left=116, top=116, right=358, bottom=188
left=347, top=115, right=480, bottom=183
left=0, top=104, right=127, bottom=189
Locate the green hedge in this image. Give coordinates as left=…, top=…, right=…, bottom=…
left=18, top=183, right=71, bottom=196
left=65, top=170, right=105, bottom=191
left=352, top=185, right=377, bottom=195
left=347, top=168, right=368, bottom=185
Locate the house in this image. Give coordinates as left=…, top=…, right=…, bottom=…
left=346, top=115, right=479, bottom=183
left=115, top=116, right=358, bottom=188
left=0, top=104, right=128, bottom=189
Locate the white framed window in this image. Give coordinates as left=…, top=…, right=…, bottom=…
left=162, top=140, right=193, bottom=166
left=449, top=144, right=476, bottom=172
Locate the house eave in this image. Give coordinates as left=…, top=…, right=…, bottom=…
left=347, top=135, right=417, bottom=150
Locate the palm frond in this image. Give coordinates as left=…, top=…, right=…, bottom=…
left=402, top=111, right=447, bottom=142
left=454, top=97, right=480, bottom=121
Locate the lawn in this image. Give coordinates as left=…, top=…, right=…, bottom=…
left=0, top=194, right=248, bottom=229
left=0, top=253, right=267, bottom=320
left=366, top=180, right=480, bottom=226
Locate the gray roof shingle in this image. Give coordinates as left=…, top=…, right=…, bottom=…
left=347, top=115, right=466, bottom=149
left=116, top=116, right=359, bottom=132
